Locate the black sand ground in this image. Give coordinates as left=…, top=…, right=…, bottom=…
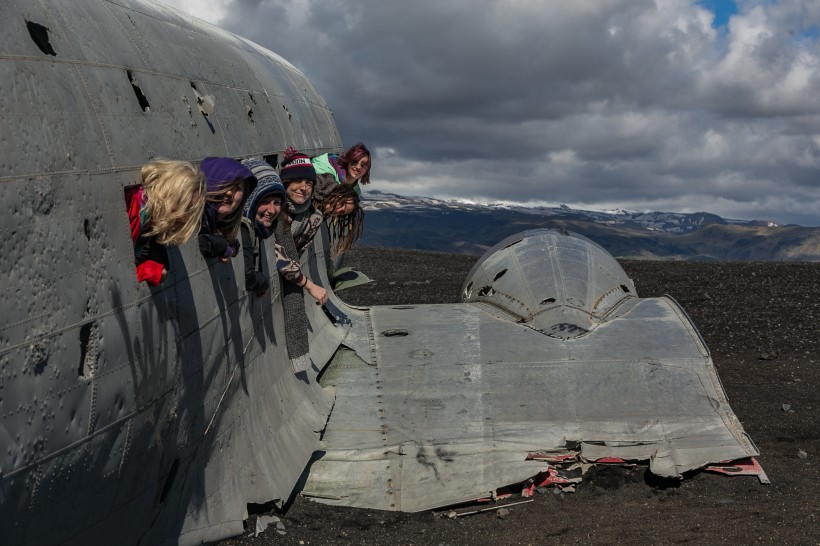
left=223, top=247, right=820, bottom=545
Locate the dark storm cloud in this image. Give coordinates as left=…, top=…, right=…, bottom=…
left=166, top=0, right=820, bottom=225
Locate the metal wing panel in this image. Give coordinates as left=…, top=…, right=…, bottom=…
left=536, top=299, right=707, bottom=361
left=313, top=359, right=383, bottom=450
left=307, top=230, right=758, bottom=511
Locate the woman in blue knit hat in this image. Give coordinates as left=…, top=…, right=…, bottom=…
left=240, top=158, right=327, bottom=303
left=241, top=159, right=327, bottom=374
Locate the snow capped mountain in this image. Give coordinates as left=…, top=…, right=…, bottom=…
left=361, top=190, right=781, bottom=234
left=354, top=190, right=820, bottom=260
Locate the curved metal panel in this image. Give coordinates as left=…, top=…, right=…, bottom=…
left=462, top=229, right=636, bottom=337
left=0, top=1, right=342, bottom=544
left=305, top=229, right=758, bottom=511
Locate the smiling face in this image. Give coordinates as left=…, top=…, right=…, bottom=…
left=346, top=155, right=370, bottom=183
left=215, top=179, right=245, bottom=218
left=254, top=194, right=282, bottom=228
left=285, top=179, right=314, bottom=205
left=329, top=197, right=356, bottom=217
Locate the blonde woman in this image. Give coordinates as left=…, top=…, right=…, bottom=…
left=125, top=159, right=206, bottom=286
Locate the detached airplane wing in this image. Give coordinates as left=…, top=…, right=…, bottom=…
left=303, top=229, right=761, bottom=510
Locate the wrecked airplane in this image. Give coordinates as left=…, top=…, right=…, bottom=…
left=306, top=228, right=766, bottom=511
left=0, top=1, right=763, bottom=545
left=1, top=1, right=338, bottom=544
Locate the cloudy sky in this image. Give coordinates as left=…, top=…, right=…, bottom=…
left=160, top=0, right=820, bottom=226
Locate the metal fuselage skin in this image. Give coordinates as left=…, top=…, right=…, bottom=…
left=1, top=1, right=341, bottom=544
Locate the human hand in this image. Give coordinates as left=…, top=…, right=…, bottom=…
left=221, top=240, right=239, bottom=263
left=306, top=281, right=328, bottom=305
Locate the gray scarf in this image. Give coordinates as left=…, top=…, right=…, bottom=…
left=274, top=219, right=311, bottom=373
left=287, top=199, right=324, bottom=253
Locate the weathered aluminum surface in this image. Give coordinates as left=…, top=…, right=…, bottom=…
left=0, top=1, right=343, bottom=544
left=1, top=0, right=761, bottom=538
left=305, top=230, right=758, bottom=511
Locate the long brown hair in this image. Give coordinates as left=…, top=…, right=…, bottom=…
left=320, top=184, right=364, bottom=255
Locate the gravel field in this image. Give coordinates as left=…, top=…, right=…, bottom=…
left=223, top=247, right=820, bottom=546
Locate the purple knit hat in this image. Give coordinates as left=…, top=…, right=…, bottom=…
left=201, top=157, right=255, bottom=193
left=200, top=157, right=255, bottom=224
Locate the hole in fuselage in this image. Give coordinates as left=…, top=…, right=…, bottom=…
left=26, top=21, right=56, bottom=56
left=381, top=329, right=410, bottom=337
left=263, top=154, right=278, bottom=168
left=493, top=269, right=508, bottom=282
left=127, top=70, right=150, bottom=112
left=464, top=281, right=474, bottom=299
left=477, top=286, right=495, bottom=297
left=621, top=284, right=630, bottom=293
left=78, top=322, right=93, bottom=377
left=541, top=297, right=556, bottom=305
left=541, top=322, right=589, bottom=339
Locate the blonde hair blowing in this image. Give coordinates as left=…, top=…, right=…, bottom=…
left=140, top=160, right=206, bottom=245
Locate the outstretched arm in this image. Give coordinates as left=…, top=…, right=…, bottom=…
left=274, top=242, right=327, bottom=304
left=303, top=279, right=328, bottom=305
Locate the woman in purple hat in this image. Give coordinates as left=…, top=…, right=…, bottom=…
left=198, top=157, right=255, bottom=262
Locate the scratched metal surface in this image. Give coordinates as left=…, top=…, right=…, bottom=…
left=305, top=230, right=758, bottom=511
left=0, top=1, right=342, bottom=544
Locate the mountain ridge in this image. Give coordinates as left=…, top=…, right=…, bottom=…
left=358, top=190, right=820, bottom=261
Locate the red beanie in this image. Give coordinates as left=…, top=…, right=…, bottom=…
left=280, top=147, right=317, bottom=185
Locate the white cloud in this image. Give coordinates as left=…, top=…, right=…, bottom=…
left=549, top=150, right=579, bottom=165
left=160, top=0, right=820, bottom=225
